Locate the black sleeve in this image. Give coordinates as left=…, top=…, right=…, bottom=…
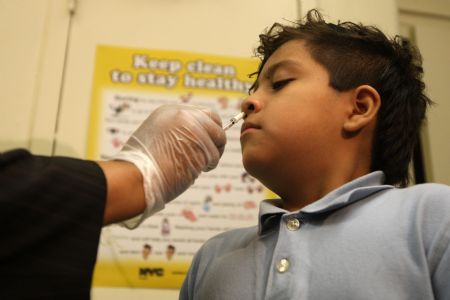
left=0, top=149, right=107, bottom=300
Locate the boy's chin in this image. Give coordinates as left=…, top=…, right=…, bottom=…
left=242, top=156, right=269, bottom=182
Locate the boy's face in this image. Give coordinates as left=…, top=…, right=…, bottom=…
left=240, top=39, right=353, bottom=196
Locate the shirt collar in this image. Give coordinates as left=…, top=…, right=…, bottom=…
left=258, top=171, right=393, bottom=235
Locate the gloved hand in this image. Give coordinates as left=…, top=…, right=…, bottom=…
left=113, top=104, right=226, bottom=228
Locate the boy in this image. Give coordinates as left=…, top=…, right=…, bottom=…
left=180, top=9, right=450, bottom=300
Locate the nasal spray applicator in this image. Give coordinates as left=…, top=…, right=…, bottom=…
left=222, top=112, right=246, bottom=131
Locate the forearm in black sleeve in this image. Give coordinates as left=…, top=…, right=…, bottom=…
left=0, top=149, right=107, bottom=299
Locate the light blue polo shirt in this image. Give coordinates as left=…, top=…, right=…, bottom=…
left=180, top=172, right=450, bottom=300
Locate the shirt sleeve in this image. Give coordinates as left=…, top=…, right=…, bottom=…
left=0, top=149, right=107, bottom=299
left=179, top=250, right=201, bottom=300
left=434, top=242, right=450, bottom=300
left=421, top=184, right=450, bottom=300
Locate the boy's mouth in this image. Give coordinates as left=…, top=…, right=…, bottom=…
left=241, top=122, right=260, bottom=134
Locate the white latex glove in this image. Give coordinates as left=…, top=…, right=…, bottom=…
left=113, top=104, right=226, bottom=228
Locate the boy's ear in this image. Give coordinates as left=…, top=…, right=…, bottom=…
left=343, top=85, right=381, bottom=133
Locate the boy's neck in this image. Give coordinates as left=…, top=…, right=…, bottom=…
left=275, top=156, right=371, bottom=212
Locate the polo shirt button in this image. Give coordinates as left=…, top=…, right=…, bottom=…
left=276, top=258, right=290, bottom=273
left=286, top=218, right=301, bottom=231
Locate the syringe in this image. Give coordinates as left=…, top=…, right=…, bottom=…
left=222, top=112, right=246, bottom=131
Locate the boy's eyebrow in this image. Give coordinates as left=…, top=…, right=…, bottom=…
left=251, top=59, right=301, bottom=93
left=264, top=59, right=302, bottom=79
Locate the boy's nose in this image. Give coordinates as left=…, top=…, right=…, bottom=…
left=241, top=94, right=262, bottom=115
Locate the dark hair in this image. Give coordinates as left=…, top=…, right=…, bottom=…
left=250, top=9, right=432, bottom=187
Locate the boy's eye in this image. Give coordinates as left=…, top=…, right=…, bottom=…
left=271, top=79, right=293, bottom=91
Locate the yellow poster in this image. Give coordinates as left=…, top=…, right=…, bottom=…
left=87, top=45, right=264, bottom=288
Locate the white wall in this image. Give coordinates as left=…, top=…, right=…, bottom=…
left=399, top=3, right=450, bottom=184
left=300, top=0, right=398, bottom=35
left=1, top=0, right=58, bottom=151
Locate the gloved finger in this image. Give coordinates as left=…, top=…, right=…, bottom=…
left=188, top=109, right=227, bottom=152
left=181, top=120, right=222, bottom=172
left=207, top=122, right=226, bottom=158
left=203, top=142, right=222, bottom=172
left=196, top=106, right=223, bottom=127
left=183, top=138, right=221, bottom=172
